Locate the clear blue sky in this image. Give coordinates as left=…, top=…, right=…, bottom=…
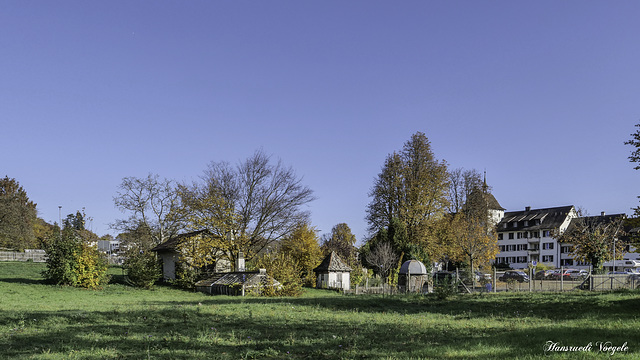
left=2, top=2, right=639, bottom=243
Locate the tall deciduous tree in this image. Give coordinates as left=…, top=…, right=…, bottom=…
left=558, top=214, right=626, bottom=271
left=625, top=123, right=640, bottom=215
left=0, top=176, right=37, bottom=250
left=113, top=174, right=185, bottom=246
left=366, top=132, right=449, bottom=258
left=198, top=150, right=315, bottom=261
left=447, top=168, right=484, bottom=213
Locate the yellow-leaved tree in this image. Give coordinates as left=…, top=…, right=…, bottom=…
left=280, top=222, right=323, bottom=287
left=446, top=186, right=499, bottom=280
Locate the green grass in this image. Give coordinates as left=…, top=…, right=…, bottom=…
left=1, top=262, right=639, bottom=359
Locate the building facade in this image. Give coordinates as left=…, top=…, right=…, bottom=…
left=494, top=205, right=583, bottom=269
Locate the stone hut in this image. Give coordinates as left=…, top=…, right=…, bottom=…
left=398, top=260, right=429, bottom=293
left=313, top=252, right=352, bottom=291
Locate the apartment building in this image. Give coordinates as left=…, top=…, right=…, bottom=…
left=494, top=205, right=582, bottom=269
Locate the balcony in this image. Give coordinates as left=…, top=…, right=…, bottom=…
left=527, top=237, right=540, bottom=243
left=528, top=248, right=540, bottom=255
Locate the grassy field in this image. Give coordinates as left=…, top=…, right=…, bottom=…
left=0, top=262, right=638, bottom=359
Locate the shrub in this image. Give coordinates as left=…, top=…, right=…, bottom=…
left=43, top=227, right=80, bottom=286
left=43, top=227, right=110, bottom=289
left=434, top=276, right=457, bottom=300
left=75, top=242, right=110, bottom=289
left=252, top=252, right=303, bottom=296
left=123, top=248, right=160, bottom=289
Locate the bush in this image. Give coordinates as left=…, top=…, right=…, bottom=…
left=252, top=252, right=303, bottom=296
left=171, top=261, right=204, bottom=290
left=433, top=276, right=457, bottom=300
left=123, top=248, right=160, bottom=289
left=43, top=227, right=79, bottom=286
left=43, top=227, right=110, bottom=289
left=75, top=242, right=110, bottom=289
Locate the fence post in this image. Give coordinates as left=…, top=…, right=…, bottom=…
left=493, top=267, right=497, bottom=293
left=560, top=266, right=564, bottom=292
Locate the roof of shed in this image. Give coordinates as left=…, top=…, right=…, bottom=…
left=399, top=260, right=428, bottom=275
left=151, top=229, right=214, bottom=253
left=313, top=251, right=353, bottom=273
left=194, top=270, right=280, bottom=288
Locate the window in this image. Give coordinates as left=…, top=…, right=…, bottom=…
left=498, top=234, right=503, bottom=240
left=517, top=244, right=528, bottom=251
left=517, top=256, right=527, bottom=263
left=542, top=255, right=554, bottom=262
left=524, top=220, right=529, bottom=227
left=532, top=231, right=540, bottom=238
left=560, top=246, right=572, bottom=254
left=561, top=259, right=574, bottom=266
left=512, top=222, right=518, bottom=228
left=509, top=233, right=514, bottom=240
left=499, top=245, right=505, bottom=252
left=543, top=230, right=551, bottom=237
left=542, top=242, right=554, bottom=250
left=508, top=245, right=517, bottom=251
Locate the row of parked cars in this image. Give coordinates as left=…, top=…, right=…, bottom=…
left=496, top=269, right=590, bottom=283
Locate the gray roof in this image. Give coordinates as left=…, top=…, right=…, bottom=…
left=151, top=229, right=214, bottom=253
left=195, top=270, right=280, bottom=288
left=565, top=213, right=626, bottom=233
left=497, top=205, right=575, bottom=231
left=399, top=260, right=428, bottom=275
left=313, top=252, right=353, bottom=273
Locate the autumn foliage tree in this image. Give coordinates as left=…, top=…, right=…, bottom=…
left=558, top=214, right=626, bottom=271
left=366, top=132, right=449, bottom=261
left=280, top=222, right=322, bottom=287
left=43, top=217, right=109, bottom=289
left=196, top=150, right=316, bottom=262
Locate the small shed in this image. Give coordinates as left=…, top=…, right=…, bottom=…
left=150, top=230, right=230, bottom=281
left=313, top=252, right=352, bottom=291
left=398, top=260, right=429, bottom=293
left=195, top=269, right=280, bottom=296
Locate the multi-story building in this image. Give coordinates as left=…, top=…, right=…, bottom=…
left=494, top=205, right=581, bottom=269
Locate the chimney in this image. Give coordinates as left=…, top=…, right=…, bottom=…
left=236, top=252, right=245, bottom=272
left=525, top=206, right=531, bottom=212
left=601, top=211, right=606, bottom=216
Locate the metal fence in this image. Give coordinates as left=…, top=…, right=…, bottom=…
left=0, top=251, right=48, bottom=262
left=345, top=269, right=640, bottom=295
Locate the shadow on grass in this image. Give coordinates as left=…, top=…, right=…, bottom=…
left=146, top=289, right=640, bottom=322
left=0, top=277, right=45, bottom=285
left=1, top=303, right=637, bottom=359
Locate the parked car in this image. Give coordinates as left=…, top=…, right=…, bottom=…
left=475, top=270, right=492, bottom=281
left=534, top=270, right=555, bottom=280
left=562, top=269, right=588, bottom=280
left=547, top=269, right=563, bottom=280
left=499, top=270, right=530, bottom=283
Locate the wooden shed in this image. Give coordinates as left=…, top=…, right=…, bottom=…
left=313, top=252, right=352, bottom=291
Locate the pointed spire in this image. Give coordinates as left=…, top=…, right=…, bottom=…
left=483, top=169, right=488, bottom=193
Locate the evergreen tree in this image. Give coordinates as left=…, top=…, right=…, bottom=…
left=0, top=176, right=37, bottom=250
